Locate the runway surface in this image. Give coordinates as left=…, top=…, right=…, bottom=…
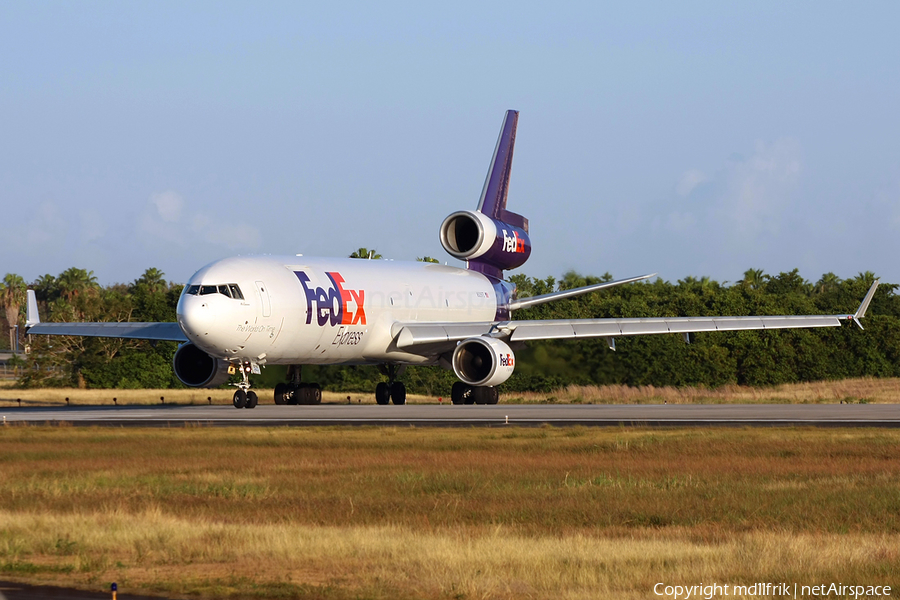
left=2, top=402, right=899, bottom=427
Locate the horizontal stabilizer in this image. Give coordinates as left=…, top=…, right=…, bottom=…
left=508, top=273, right=656, bottom=311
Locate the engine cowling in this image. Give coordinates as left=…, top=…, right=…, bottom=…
left=452, top=337, right=516, bottom=387
left=173, top=343, right=232, bottom=388
left=440, top=210, right=531, bottom=271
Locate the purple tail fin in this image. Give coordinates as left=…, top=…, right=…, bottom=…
left=476, top=110, right=528, bottom=232
left=443, top=110, right=532, bottom=284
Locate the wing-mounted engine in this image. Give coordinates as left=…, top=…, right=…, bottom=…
left=440, top=210, right=531, bottom=272
left=173, top=343, right=232, bottom=388
left=451, top=336, right=516, bottom=387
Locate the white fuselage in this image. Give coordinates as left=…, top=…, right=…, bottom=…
left=176, top=256, right=501, bottom=366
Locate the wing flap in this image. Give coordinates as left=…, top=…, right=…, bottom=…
left=392, top=313, right=848, bottom=350
left=394, top=322, right=495, bottom=349
left=510, top=315, right=844, bottom=341
left=26, top=322, right=188, bottom=342
left=385, top=279, right=877, bottom=351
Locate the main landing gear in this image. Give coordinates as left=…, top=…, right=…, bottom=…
left=274, top=365, right=322, bottom=405
left=451, top=382, right=499, bottom=405
left=375, top=364, right=406, bottom=405
left=232, top=361, right=259, bottom=409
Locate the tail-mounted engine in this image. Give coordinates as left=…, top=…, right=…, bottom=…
left=440, top=210, right=531, bottom=272
left=173, top=343, right=232, bottom=388
left=451, top=336, right=516, bottom=387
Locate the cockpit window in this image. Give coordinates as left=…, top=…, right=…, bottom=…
left=185, top=283, right=244, bottom=299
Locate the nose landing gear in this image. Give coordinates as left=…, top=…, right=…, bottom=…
left=232, top=361, right=259, bottom=409
left=233, top=389, right=258, bottom=409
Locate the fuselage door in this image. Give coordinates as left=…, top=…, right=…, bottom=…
left=255, top=281, right=272, bottom=318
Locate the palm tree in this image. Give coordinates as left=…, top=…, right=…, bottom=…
left=416, top=256, right=440, bottom=263
left=0, top=274, right=27, bottom=351
left=56, top=267, right=99, bottom=303
left=349, top=248, right=383, bottom=259
left=739, top=268, right=768, bottom=291
left=134, top=267, right=167, bottom=294
left=32, top=274, right=58, bottom=302
left=814, top=272, right=842, bottom=295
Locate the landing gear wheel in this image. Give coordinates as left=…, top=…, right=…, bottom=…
left=375, top=382, right=390, bottom=405
left=295, top=384, right=320, bottom=405
left=245, top=391, right=258, bottom=409
left=291, top=383, right=305, bottom=405
left=308, top=384, right=322, bottom=405
left=473, top=387, right=498, bottom=405
left=232, top=389, right=247, bottom=409
left=390, top=382, right=406, bottom=405
left=485, top=386, right=499, bottom=405
left=451, top=382, right=472, bottom=405
left=274, top=383, right=289, bottom=405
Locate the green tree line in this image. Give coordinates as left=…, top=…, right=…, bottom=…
left=2, top=264, right=898, bottom=392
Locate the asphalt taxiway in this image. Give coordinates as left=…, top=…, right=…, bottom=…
left=2, top=402, right=899, bottom=427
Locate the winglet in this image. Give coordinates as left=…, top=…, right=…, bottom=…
left=25, top=290, right=40, bottom=328
left=851, top=279, right=879, bottom=330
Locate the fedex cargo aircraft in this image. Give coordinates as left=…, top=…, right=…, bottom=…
left=25, top=111, right=879, bottom=408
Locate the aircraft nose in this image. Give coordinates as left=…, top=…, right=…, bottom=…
left=177, top=294, right=216, bottom=339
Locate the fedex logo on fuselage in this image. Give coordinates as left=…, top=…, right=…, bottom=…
left=295, top=271, right=366, bottom=327
left=502, top=229, right=525, bottom=254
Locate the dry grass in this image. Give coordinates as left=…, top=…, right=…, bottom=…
left=511, top=377, right=900, bottom=404
left=1, top=511, right=897, bottom=600
left=0, top=386, right=437, bottom=407
left=2, top=376, right=899, bottom=407
left=0, top=427, right=898, bottom=598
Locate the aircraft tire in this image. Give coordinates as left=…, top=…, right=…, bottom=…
left=291, top=383, right=306, bottom=405
left=472, top=386, right=499, bottom=405
left=451, top=382, right=470, bottom=405
left=485, top=386, right=499, bottom=405
left=274, top=383, right=289, bottom=405
left=232, top=389, right=247, bottom=409
left=245, top=391, right=258, bottom=409
left=375, top=382, right=390, bottom=405
left=309, top=384, right=322, bottom=405
left=390, top=382, right=406, bottom=405
left=474, top=387, right=488, bottom=405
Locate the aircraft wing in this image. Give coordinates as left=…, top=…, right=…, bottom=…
left=25, top=321, right=188, bottom=342
left=24, top=290, right=188, bottom=342
left=392, top=279, right=878, bottom=353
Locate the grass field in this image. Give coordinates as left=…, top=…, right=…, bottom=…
left=0, top=426, right=898, bottom=598
left=2, top=376, right=899, bottom=407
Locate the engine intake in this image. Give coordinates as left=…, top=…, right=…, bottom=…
left=173, top=343, right=232, bottom=388
left=440, top=210, right=531, bottom=272
left=452, top=336, right=516, bottom=387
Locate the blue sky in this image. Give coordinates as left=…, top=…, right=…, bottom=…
left=2, top=2, right=899, bottom=287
